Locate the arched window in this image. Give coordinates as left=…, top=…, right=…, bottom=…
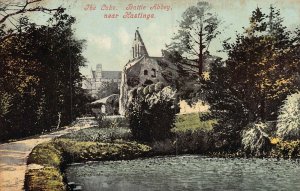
left=151, top=69, right=156, bottom=77
left=144, top=70, right=148, bottom=75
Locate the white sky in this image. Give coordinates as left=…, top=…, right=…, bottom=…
left=30, top=0, right=300, bottom=76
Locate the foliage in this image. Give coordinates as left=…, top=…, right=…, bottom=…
left=151, top=129, right=212, bottom=155
left=202, top=6, right=298, bottom=151
left=27, top=138, right=151, bottom=165
left=96, top=81, right=119, bottom=99
left=27, top=141, right=63, bottom=168
left=0, top=8, right=87, bottom=141
left=0, top=0, right=63, bottom=43
left=276, top=92, right=300, bottom=140
left=166, top=1, right=220, bottom=77
left=202, top=59, right=248, bottom=151
left=271, top=140, right=300, bottom=158
left=61, top=126, right=131, bottom=142
left=54, top=139, right=151, bottom=162
left=241, top=122, right=272, bottom=156
left=62, top=117, right=131, bottom=142
left=128, top=84, right=179, bottom=142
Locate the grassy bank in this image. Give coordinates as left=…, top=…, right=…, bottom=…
left=25, top=138, right=151, bottom=191
left=174, top=113, right=216, bottom=132
left=150, top=113, right=216, bottom=155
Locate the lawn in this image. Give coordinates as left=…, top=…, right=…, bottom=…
left=61, top=113, right=216, bottom=140
left=173, top=113, right=216, bottom=132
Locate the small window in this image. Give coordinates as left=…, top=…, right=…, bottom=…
left=144, top=70, right=148, bottom=75
left=151, top=69, right=156, bottom=77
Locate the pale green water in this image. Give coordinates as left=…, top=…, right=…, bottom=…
left=66, top=155, right=300, bottom=191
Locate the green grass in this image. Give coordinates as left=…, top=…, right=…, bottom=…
left=53, top=138, right=151, bottom=162
left=60, top=126, right=131, bottom=142
left=25, top=138, right=151, bottom=191
left=173, top=113, right=216, bottom=132
left=27, top=141, right=63, bottom=168
left=25, top=167, right=65, bottom=191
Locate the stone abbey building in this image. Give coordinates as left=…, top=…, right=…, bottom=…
left=82, top=64, right=121, bottom=98
left=119, top=29, right=179, bottom=115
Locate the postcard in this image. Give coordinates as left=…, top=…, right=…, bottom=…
left=1, top=0, right=300, bottom=190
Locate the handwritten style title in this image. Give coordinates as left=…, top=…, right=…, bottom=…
left=84, top=3, right=172, bottom=20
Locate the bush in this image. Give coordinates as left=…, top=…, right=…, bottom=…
left=143, top=86, right=150, bottom=95
left=151, top=129, right=212, bottom=155
left=128, top=85, right=179, bottom=142
left=174, top=129, right=211, bottom=153
left=137, top=87, right=144, bottom=95
left=149, top=84, right=155, bottom=93
left=271, top=140, right=300, bottom=158
left=276, top=92, right=300, bottom=140
left=241, top=122, right=272, bottom=156
left=154, top=82, right=164, bottom=92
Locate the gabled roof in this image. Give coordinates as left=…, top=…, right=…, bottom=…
left=125, top=55, right=145, bottom=70
left=134, top=29, right=149, bottom=56
left=102, top=71, right=121, bottom=79
left=91, top=94, right=119, bottom=105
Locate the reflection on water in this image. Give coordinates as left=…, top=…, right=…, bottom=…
left=66, top=155, right=300, bottom=191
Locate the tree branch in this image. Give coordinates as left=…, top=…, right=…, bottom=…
left=0, top=0, right=60, bottom=24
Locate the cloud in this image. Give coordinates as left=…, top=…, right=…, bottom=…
left=117, top=27, right=130, bottom=45
left=142, top=22, right=174, bottom=56
left=87, top=34, right=112, bottom=50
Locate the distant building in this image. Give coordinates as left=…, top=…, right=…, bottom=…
left=90, top=94, right=120, bottom=115
left=82, top=64, right=121, bottom=98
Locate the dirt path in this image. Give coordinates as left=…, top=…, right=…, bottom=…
left=0, top=118, right=96, bottom=191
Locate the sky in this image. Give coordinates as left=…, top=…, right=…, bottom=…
left=29, top=0, right=300, bottom=76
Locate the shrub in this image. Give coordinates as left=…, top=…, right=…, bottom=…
left=128, top=86, right=179, bottom=142
left=174, top=129, right=211, bottom=154
left=143, top=86, right=150, bottom=95
left=96, top=113, right=111, bottom=128
left=154, top=82, right=164, bottom=92
left=271, top=140, right=300, bottom=158
left=151, top=129, right=212, bottom=155
left=241, top=122, right=272, bottom=156
left=149, top=84, right=155, bottom=93
left=276, top=92, right=300, bottom=140
left=137, top=87, right=144, bottom=95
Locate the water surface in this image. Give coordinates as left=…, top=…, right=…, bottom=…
left=66, top=155, right=300, bottom=191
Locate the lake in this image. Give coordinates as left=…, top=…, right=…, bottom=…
left=66, top=155, right=300, bottom=191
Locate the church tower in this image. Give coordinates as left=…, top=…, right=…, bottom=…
left=131, top=28, right=148, bottom=59
left=96, top=64, right=102, bottom=79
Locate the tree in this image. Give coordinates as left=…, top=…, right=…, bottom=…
left=0, top=9, right=87, bottom=140
left=202, top=6, right=298, bottom=151
left=0, top=0, right=63, bottom=42
left=97, top=81, right=119, bottom=99
left=166, top=1, right=220, bottom=77
left=223, top=6, right=296, bottom=122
